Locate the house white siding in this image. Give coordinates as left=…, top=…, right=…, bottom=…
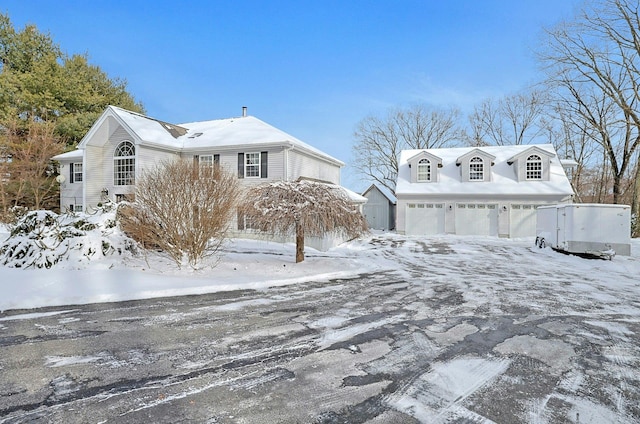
left=288, top=150, right=340, bottom=184
left=59, top=162, right=84, bottom=212
left=53, top=106, right=351, bottom=251
left=84, top=144, right=106, bottom=208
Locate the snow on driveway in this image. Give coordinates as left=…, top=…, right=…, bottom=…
left=1, top=232, right=639, bottom=423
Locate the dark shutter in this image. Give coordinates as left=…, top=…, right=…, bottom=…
left=237, top=153, right=244, bottom=178
left=69, top=163, right=74, bottom=184
left=260, top=151, right=268, bottom=178
left=237, top=210, right=245, bottom=230
left=213, top=154, right=220, bottom=165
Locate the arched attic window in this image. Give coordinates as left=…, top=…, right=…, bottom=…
left=114, top=141, right=135, bottom=186
left=469, top=156, right=484, bottom=181
left=417, top=158, right=431, bottom=182
left=526, top=154, right=542, bottom=180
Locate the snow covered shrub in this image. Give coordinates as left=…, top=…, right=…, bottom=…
left=0, top=209, right=136, bottom=269
left=117, top=159, right=241, bottom=268
left=241, top=180, right=368, bottom=262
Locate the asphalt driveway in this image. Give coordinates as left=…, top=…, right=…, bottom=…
left=0, top=235, right=639, bottom=423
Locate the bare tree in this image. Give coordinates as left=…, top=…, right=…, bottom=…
left=540, top=0, right=640, bottom=210
left=465, top=90, right=548, bottom=146
left=0, top=119, right=64, bottom=220
left=241, top=180, right=367, bottom=263
left=117, top=159, right=241, bottom=268
left=352, top=104, right=461, bottom=194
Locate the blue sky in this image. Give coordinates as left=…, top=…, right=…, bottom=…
left=3, top=0, right=581, bottom=191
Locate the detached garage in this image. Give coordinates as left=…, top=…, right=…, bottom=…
left=395, top=144, right=575, bottom=237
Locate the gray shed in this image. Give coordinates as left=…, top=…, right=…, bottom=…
left=362, top=184, right=397, bottom=230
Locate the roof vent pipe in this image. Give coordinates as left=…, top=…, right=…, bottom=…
left=242, top=106, right=247, bottom=117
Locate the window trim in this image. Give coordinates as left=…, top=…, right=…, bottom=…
left=469, top=156, right=484, bottom=181
left=114, top=141, right=136, bottom=186
left=417, top=158, right=431, bottom=182
left=244, top=152, right=261, bottom=178
left=72, top=163, right=83, bottom=183
left=525, top=154, right=543, bottom=180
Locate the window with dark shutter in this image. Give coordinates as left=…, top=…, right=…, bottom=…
left=238, top=153, right=244, bottom=178
left=237, top=210, right=245, bottom=230
left=261, top=151, right=268, bottom=178
left=69, top=162, right=74, bottom=183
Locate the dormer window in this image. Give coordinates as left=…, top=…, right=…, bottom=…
left=407, top=151, right=442, bottom=183
left=469, top=157, right=484, bottom=181
left=417, top=159, right=431, bottom=182
left=526, top=155, right=542, bottom=180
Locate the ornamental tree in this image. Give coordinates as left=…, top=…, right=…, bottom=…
left=241, top=180, right=368, bottom=263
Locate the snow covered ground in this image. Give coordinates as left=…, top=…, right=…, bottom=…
left=1, top=218, right=640, bottom=422
left=0, top=216, right=638, bottom=313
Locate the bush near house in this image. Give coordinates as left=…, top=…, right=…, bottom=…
left=0, top=207, right=135, bottom=269
left=117, top=159, right=241, bottom=269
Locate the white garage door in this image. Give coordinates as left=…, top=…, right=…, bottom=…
left=405, top=203, right=445, bottom=235
left=455, top=203, right=498, bottom=236
left=510, top=204, right=538, bottom=238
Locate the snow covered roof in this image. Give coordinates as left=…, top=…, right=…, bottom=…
left=51, top=150, right=83, bottom=161
left=76, top=106, right=343, bottom=166
left=362, top=184, right=397, bottom=204
left=396, top=144, right=574, bottom=197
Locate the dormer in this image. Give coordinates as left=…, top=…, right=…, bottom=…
left=456, top=148, right=496, bottom=182
left=407, top=151, right=443, bottom=183
left=507, top=146, right=555, bottom=182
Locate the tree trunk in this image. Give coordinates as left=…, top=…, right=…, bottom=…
left=295, top=222, right=304, bottom=263
left=632, top=162, right=640, bottom=237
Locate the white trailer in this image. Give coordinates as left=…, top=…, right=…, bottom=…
left=536, top=204, right=631, bottom=259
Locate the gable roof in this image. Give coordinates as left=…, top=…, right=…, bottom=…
left=506, top=145, right=555, bottom=164
left=455, top=148, right=496, bottom=165
left=76, top=106, right=343, bottom=166
left=406, top=150, right=443, bottom=167
left=362, top=183, right=397, bottom=204
left=396, top=144, right=574, bottom=197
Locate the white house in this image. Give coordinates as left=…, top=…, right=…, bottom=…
left=395, top=144, right=575, bottom=237
left=362, top=184, right=396, bottom=231
left=52, top=106, right=360, bottom=248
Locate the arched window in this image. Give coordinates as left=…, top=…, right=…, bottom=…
left=469, top=157, right=484, bottom=180
left=417, top=158, right=431, bottom=182
left=526, top=154, right=542, bottom=180
left=114, top=141, right=135, bottom=186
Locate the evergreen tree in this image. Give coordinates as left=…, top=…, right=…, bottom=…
left=0, top=13, right=144, bottom=217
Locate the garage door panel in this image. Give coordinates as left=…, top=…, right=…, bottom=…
left=406, top=203, right=445, bottom=235
left=510, top=204, right=537, bottom=238
left=455, top=203, right=498, bottom=236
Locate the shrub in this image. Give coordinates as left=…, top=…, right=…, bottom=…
left=117, top=159, right=241, bottom=268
